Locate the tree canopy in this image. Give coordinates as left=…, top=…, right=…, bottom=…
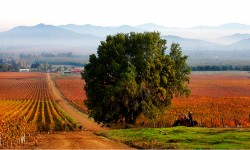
left=82, top=32, right=190, bottom=124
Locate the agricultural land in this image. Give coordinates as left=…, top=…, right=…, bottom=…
left=1, top=71, right=250, bottom=149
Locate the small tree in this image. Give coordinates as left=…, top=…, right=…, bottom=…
left=82, top=32, right=190, bottom=124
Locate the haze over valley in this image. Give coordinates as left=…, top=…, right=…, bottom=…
left=1, top=23, right=250, bottom=66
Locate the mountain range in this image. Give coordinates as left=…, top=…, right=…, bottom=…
left=191, top=23, right=250, bottom=30
left=59, top=24, right=143, bottom=37
left=0, top=23, right=103, bottom=53
left=0, top=23, right=250, bottom=54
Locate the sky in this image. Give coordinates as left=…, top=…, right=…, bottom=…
left=0, top=0, right=250, bottom=31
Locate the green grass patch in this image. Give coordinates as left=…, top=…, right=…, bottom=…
left=98, top=126, right=250, bottom=149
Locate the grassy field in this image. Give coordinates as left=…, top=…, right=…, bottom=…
left=98, top=127, right=250, bottom=149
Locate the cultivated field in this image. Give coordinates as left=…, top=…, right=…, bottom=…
left=138, top=71, right=250, bottom=128
left=1, top=71, right=250, bottom=148
left=0, top=72, right=78, bottom=148
left=54, top=76, right=87, bottom=113
left=52, top=71, right=250, bottom=128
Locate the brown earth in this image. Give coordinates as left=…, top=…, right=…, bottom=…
left=21, top=73, right=132, bottom=149
left=22, top=131, right=131, bottom=149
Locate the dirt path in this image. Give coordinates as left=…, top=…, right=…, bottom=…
left=24, top=131, right=131, bottom=149
left=46, top=73, right=106, bottom=132
left=29, top=73, right=132, bottom=149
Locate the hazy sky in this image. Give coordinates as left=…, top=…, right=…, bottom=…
left=0, top=0, right=250, bottom=31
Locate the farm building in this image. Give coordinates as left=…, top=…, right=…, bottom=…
left=19, top=69, right=30, bottom=72
left=71, top=68, right=83, bottom=73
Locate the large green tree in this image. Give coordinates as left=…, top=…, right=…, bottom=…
left=82, top=32, right=190, bottom=124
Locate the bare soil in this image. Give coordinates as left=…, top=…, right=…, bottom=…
left=22, top=131, right=131, bottom=149
left=20, top=73, right=132, bottom=149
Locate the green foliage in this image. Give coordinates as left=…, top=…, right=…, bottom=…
left=99, top=127, right=250, bottom=149
left=82, top=32, right=190, bottom=124
left=0, top=64, right=10, bottom=72
left=192, top=65, right=250, bottom=71
left=169, top=43, right=191, bottom=97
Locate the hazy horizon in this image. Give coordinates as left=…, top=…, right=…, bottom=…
left=1, top=0, right=250, bottom=56
left=1, top=0, right=250, bottom=31
left=1, top=22, right=250, bottom=31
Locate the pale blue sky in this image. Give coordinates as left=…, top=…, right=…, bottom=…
left=0, top=0, right=250, bottom=31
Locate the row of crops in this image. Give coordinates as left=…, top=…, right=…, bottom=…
left=54, top=76, right=88, bottom=113
left=0, top=72, right=78, bottom=148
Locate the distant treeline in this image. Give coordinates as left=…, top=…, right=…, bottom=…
left=191, top=65, right=250, bottom=71
left=38, top=61, right=85, bottom=67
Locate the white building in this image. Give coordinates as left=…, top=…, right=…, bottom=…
left=19, top=69, right=30, bottom=72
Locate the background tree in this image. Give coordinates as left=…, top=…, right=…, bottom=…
left=82, top=32, right=190, bottom=124
left=169, top=43, right=191, bottom=97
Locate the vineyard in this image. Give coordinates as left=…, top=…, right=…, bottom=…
left=53, top=71, right=250, bottom=128
left=138, top=72, right=250, bottom=128
left=54, top=76, right=87, bottom=113
left=188, top=72, right=250, bottom=97
left=1, top=71, right=250, bottom=147
left=164, top=96, right=250, bottom=127
left=0, top=72, right=77, bottom=148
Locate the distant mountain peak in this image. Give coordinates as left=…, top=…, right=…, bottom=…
left=33, top=23, right=57, bottom=29
left=218, top=23, right=250, bottom=30
left=232, top=33, right=250, bottom=36
left=221, top=33, right=250, bottom=39
left=0, top=23, right=103, bottom=52
left=36, top=23, right=46, bottom=26
left=117, top=25, right=133, bottom=28
left=10, top=23, right=54, bottom=31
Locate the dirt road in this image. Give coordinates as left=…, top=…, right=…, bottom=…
left=24, top=131, right=131, bottom=149
left=46, top=73, right=106, bottom=132
left=28, top=73, right=131, bottom=149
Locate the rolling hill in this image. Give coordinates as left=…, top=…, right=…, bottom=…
left=1, top=23, right=250, bottom=54
left=59, top=24, right=142, bottom=37
left=228, top=38, right=250, bottom=50
left=218, top=33, right=250, bottom=44
left=0, top=23, right=103, bottom=53
left=163, top=35, right=223, bottom=51
left=191, top=23, right=250, bottom=30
